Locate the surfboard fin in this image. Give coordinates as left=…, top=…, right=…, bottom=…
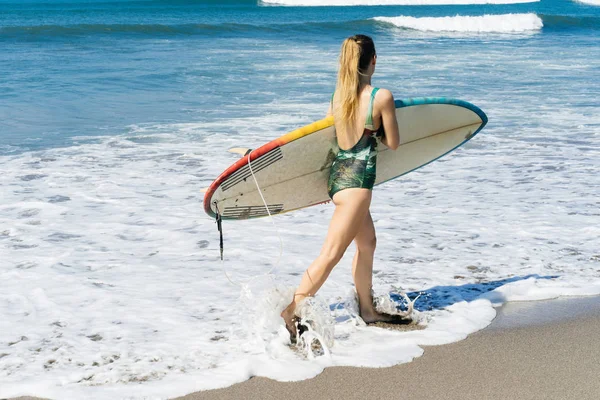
left=228, top=147, right=252, bottom=157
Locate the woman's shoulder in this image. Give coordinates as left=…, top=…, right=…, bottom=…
left=373, top=88, right=395, bottom=112
left=373, top=87, right=394, bottom=102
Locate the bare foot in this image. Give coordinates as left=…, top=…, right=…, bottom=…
left=360, top=309, right=412, bottom=325
left=281, top=304, right=298, bottom=343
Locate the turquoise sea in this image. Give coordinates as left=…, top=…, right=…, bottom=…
left=1, top=0, right=599, bottom=154
left=1, top=1, right=599, bottom=399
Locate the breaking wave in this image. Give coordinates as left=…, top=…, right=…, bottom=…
left=2, top=13, right=599, bottom=40
left=373, top=13, right=544, bottom=33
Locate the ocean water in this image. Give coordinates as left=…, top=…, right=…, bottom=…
left=1, top=0, right=599, bottom=398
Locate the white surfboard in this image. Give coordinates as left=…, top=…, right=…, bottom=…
left=204, top=97, right=487, bottom=220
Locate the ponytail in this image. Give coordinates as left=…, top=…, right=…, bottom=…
left=335, top=38, right=361, bottom=125
left=333, top=35, right=376, bottom=141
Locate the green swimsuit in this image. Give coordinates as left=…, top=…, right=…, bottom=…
left=328, top=87, right=379, bottom=199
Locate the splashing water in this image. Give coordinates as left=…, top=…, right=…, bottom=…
left=238, top=276, right=294, bottom=352
left=295, top=297, right=336, bottom=358
left=374, top=291, right=422, bottom=321
left=237, top=275, right=335, bottom=359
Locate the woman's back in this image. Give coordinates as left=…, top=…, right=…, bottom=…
left=332, top=85, right=381, bottom=151
left=328, top=85, right=383, bottom=200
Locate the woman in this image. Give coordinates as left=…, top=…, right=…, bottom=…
left=281, top=34, right=405, bottom=341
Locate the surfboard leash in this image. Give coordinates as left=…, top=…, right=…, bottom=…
left=213, top=200, right=224, bottom=261
left=213, top=200, right=242, bottom=287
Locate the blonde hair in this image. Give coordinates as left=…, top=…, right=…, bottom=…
left=333, top=35, right=376, bottom=140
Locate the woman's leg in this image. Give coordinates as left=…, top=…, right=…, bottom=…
left=352, top=212, right=413, bottom=324
left=281, top=188, right=372, bottom=337
left=351, top=211, right=378, bottom=318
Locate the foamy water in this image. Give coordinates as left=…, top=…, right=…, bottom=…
left=374, top=13, right=543, bottom=33
left=1, top=0, right=600, bottom=399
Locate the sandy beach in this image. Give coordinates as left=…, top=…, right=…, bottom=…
left=174, top=296, right=600, bottom=400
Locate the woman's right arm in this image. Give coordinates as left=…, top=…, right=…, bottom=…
left=377, top=89, right=400, bottom=150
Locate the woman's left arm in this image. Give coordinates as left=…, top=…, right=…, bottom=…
left=378, top=89, right=400, bottom=150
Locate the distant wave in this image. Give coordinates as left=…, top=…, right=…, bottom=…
left=1, top=14, right=598, bottom=40
left=374, top=13, right=543, bottom=33
left=574, top=0, right=600, bottom=5
left=261, top=0, right=538, bottom=6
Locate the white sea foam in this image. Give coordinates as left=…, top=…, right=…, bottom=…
left=374, top=13, right=543, bottom=33
left=261, top=0, right=538, bottom=6
left=575, top=0, right=600, bottom=5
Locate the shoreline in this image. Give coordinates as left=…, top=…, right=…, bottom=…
left=8, top=296, right=600, bottom=400
left=174, top=295, right=600, bottom=400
